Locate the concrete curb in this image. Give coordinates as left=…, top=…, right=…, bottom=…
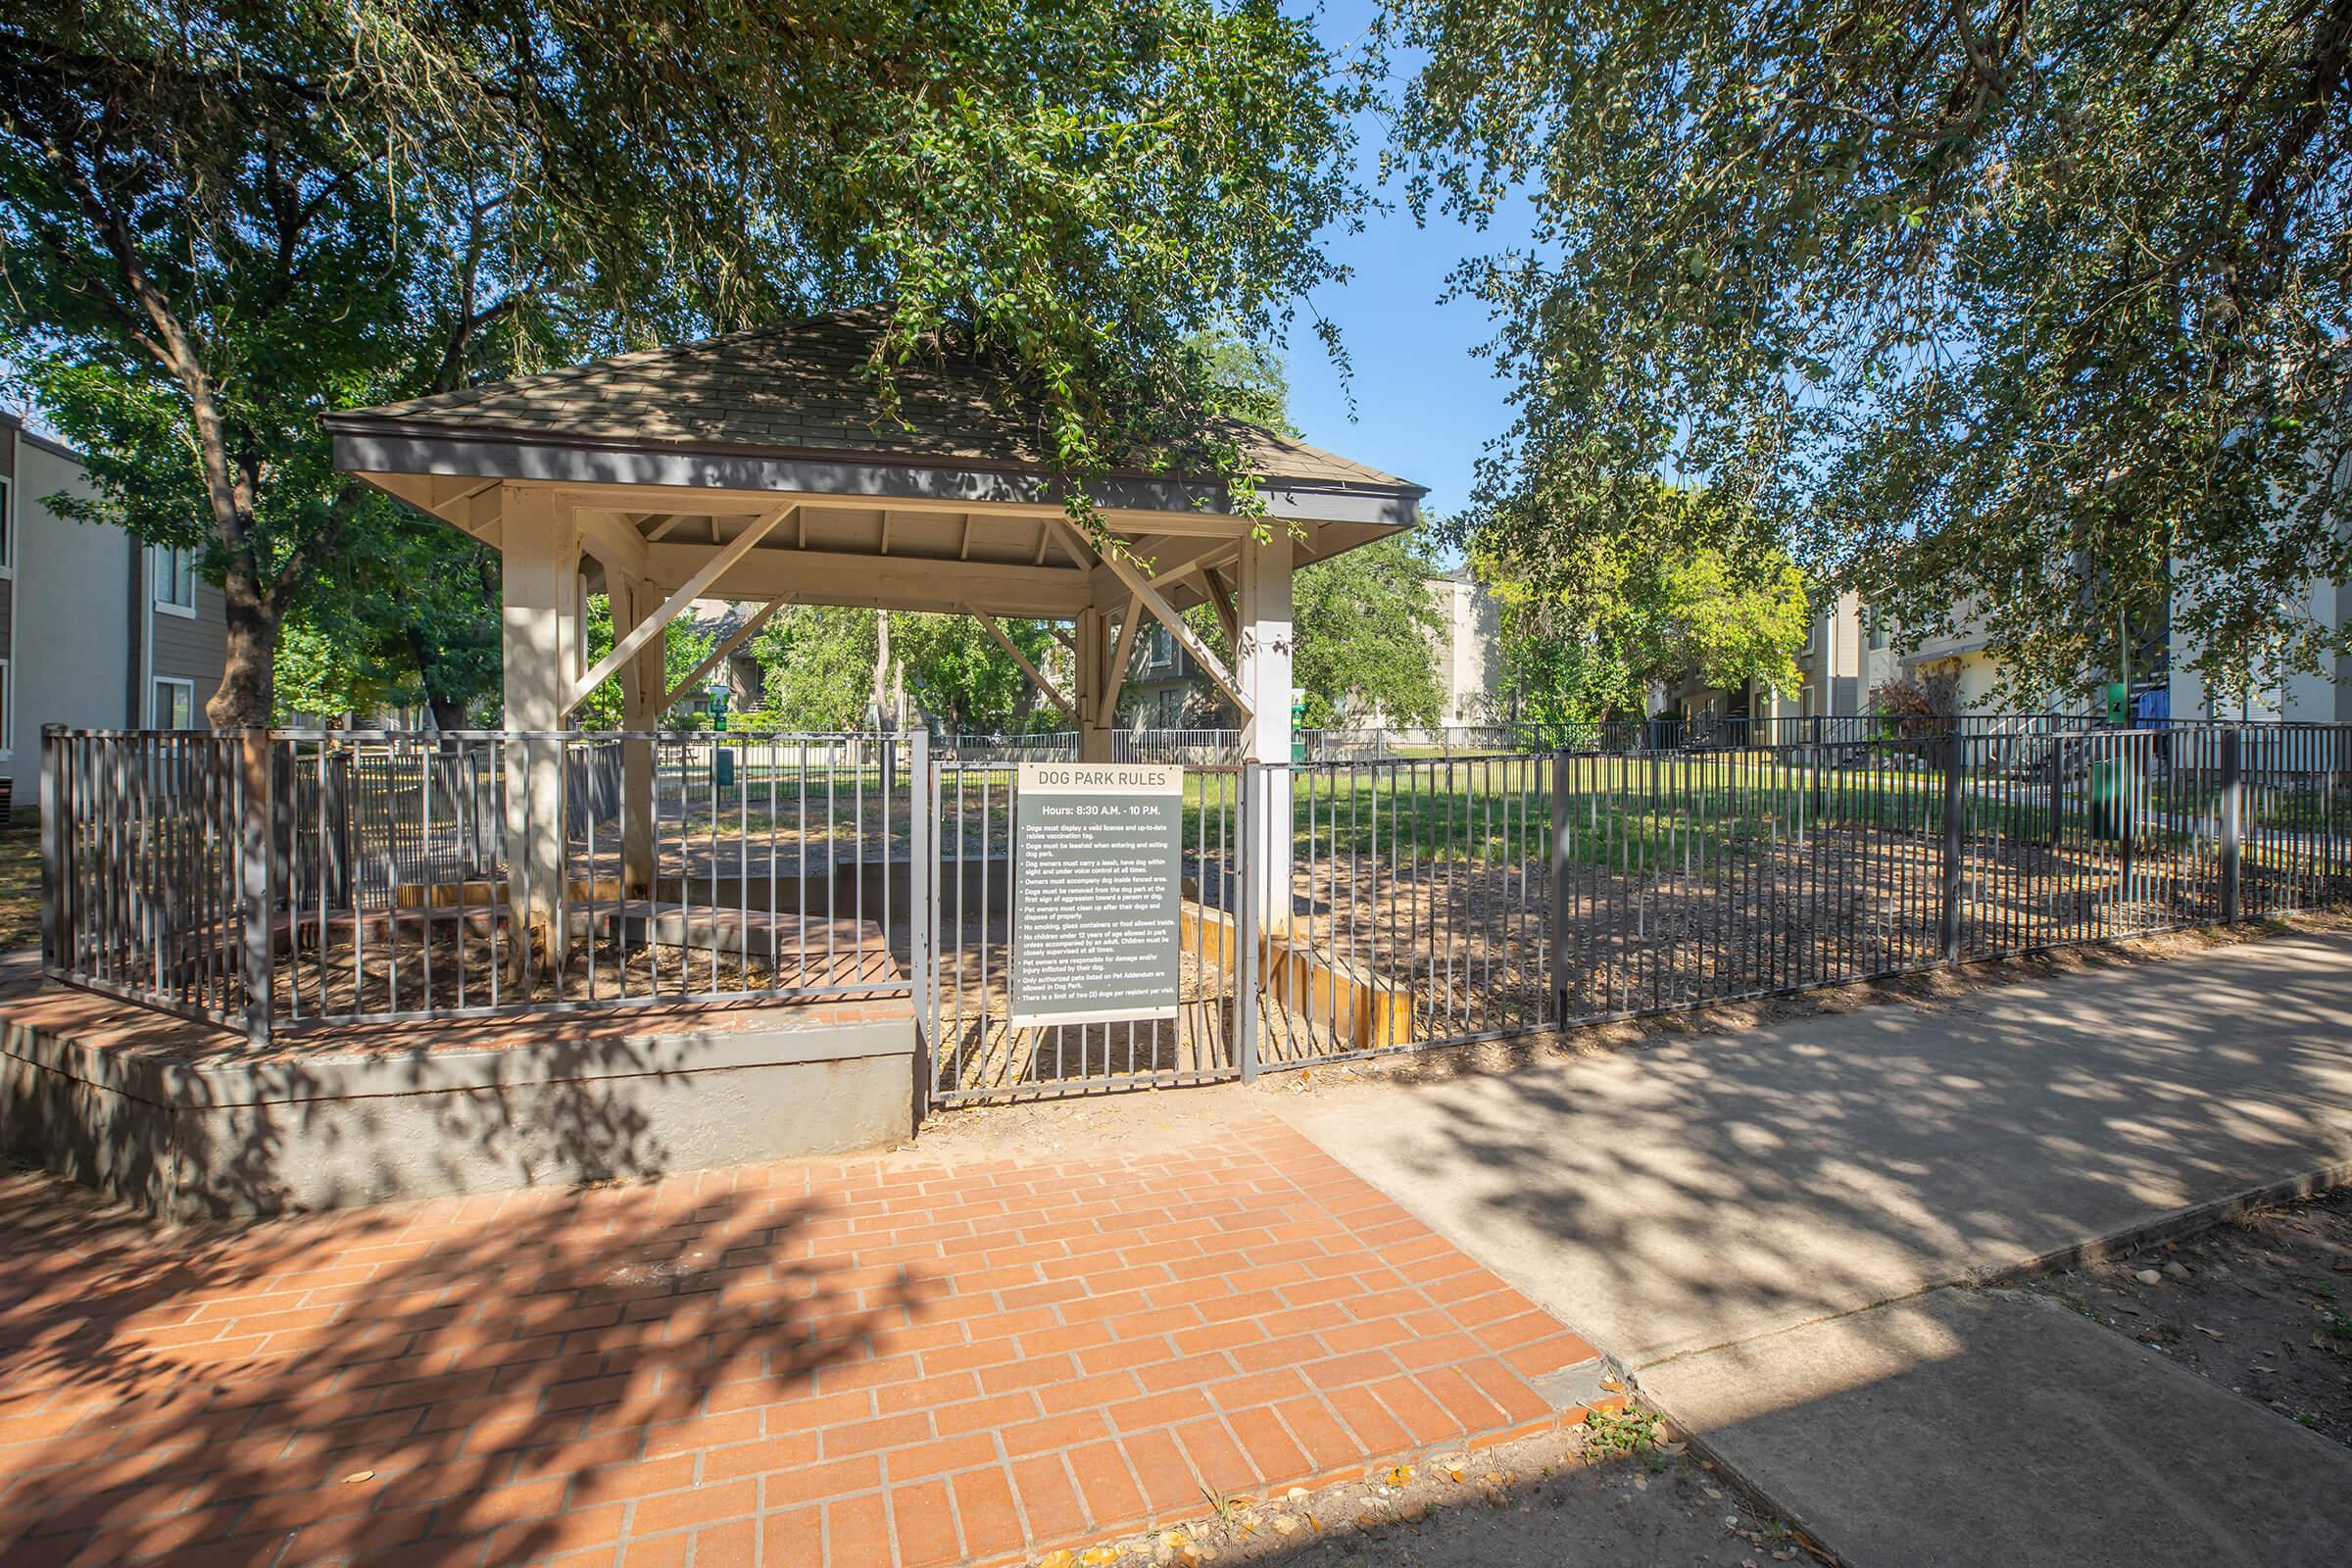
left=1966, top=1156, right=2352, bottom=1287
left=1632, top=1158, right=2352, bottom=1568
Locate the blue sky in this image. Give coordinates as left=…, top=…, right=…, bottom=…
left=1280, top=1, right=1525, bottom=535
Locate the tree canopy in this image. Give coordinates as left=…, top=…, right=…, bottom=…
left=1381, top=0, right=2352, bottom=707
left=1473, top=483, right=1811, bottom=726
left=2, top=0, right=1362, bottom=724
left=1290, top=534, right=1448, bottom=725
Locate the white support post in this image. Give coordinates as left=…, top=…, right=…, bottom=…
left=616, top=575, right=662, bottom=895
left=1074, top=608, right=1110, bottom=761
left=1238, top=526, right=1295, bottom=926
left=501, top=485, right=579, bottom=972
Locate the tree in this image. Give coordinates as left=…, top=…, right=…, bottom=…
left=1381, top=0, right=2352, bottom=705
left=748, top=608, right=881, bottom=733
left=3, top=1, right=1362, bottom=725
left=892, top=614, right=1065, bottom=735
left=1473, top=485, right=1811, bottom=727
left=572, top=598, right=715, bottom=732
left=1292, top=535, right=1447, bottom=725
left=273, top=517, right=501, bottom=728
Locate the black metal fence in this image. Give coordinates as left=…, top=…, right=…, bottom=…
left=920, top=720, right=2352, bottom=1102
left=42, top=719, right=2351, bottom=1076
left=42, top=726, right=920, bottom=1040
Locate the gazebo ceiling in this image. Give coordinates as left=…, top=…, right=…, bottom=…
left=325, top=309, right=1423, bottom=619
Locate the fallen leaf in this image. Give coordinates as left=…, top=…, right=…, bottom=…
left=1080, top=1549, right=1122, bottom=1567
left=2195, top=1325, right=2226, bottom=1340
left=339, top=1471, right=374, bottom=1486
left=1385, top=1465, right=1413, bottom=1487
left=1039, top=1554, right=1076, bottom=1568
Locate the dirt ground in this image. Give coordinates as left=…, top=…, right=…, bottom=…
left=2017, top=1185, right=2352, bottom=1448
left=910, top=907, right=2352, bottom=1159
left=1037, top=1408, right=1825, bottom=1568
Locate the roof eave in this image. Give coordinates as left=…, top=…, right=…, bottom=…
left=325, top=418, right=1425, bottom=528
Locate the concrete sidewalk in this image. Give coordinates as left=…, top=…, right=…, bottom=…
left=1285, top=931, right=2352, bottom=1565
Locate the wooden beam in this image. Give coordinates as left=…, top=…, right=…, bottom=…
left=662, top=593, right=792, bottom=709
left=643, top=541, right=1092, bottom=619
left=575, top=510, right=650, bottom=582
left=564, top=507, right=792, bottom=717
left=1203, top=566, right=1240, bottom=649
left=1050, top=518, right=1250, bottom=717
left=1102, top=594, right=1148, bottom=726
left=968, top=607, right=1077, bottom=723
left=640, top=514, right=685, bottom=540
left=426, top=476, right=500, bottom=519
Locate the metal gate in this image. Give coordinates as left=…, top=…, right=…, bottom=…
left=917, top=760, right=1250, bottom=1105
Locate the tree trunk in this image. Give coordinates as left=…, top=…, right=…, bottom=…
left=208, top=564, right=280, bottom=729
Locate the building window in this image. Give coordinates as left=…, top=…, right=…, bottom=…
left=153, top=677, right=195, bottom=730
left=0, top=659, right=11, bottom=759
left=0, top=475, right=14, bottom=575
left=153, top=544, right=197, bottom=613
left=1801, top=685, right=1817, bottom=718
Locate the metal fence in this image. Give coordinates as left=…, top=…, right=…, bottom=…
left=43, top=719, right=2352, bottom=1083
left=43, top=726, right=919, bottom=1039
left=920, top=720, right=2352, bottom=1102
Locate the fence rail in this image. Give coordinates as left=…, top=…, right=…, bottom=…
left=41, top=720, right=2352, bottom=1069
left=920, top=720, right=2352, bottom=1102
left=43, top=726, right=918, bottom=1040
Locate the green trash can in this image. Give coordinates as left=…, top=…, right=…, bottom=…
left=712, top=745, right=735, bottom=792
left=2087, top=755, right=2132, bottom=840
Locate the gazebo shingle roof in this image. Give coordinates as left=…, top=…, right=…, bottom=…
left=329, top=310, right=1420, bottom=496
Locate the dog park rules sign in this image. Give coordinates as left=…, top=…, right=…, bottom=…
left=1010, top=762, right=1184, bottom=1029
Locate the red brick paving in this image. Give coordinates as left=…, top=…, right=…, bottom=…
left=0, top=1118, right=1601, bottom=1567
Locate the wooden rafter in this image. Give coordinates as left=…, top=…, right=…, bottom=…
left=662, top=593, right=792, bottom=709
left=1049, top=518, right=1250, bottom=717
left=968, top=606, right=1077, bottom=723
left=563, top=506, right=793, bottom=717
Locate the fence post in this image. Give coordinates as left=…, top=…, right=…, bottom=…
left=1939, top=730, right=1966, bottom=965
left=38, top=725, right=64, bottom=968
left=1551, top=747, right=1571, bottom=1025
left=1236, top=761, right=1261, bottom=1082
left=2220, top=727, right=2242, bottom=923
left=2046, top=735, right=2064, bottom=850
left=237, top=725, right=274, bottom=1046
left=907, top=727, right=933, bottom=1117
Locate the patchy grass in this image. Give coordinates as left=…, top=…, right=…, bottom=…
left=0, top=809, right=37, bottom=954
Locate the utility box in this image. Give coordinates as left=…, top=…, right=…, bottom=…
left=2087, top=756, right=2133, bottom=840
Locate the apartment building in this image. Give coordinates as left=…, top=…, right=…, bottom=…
left=0, top=410, right=229, bottom=799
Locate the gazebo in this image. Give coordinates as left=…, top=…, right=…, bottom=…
left=324, top=310, right=1424, bottom=942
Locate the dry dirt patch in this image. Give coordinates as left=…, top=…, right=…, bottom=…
left=2017, top=1185, right=2352, bottom=1448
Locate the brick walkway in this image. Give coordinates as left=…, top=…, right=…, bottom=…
left=0, top=1118, right=1601, bottom=1568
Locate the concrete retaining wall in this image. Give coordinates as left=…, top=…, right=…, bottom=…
left=0, top=999, right=916, bottom=1221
